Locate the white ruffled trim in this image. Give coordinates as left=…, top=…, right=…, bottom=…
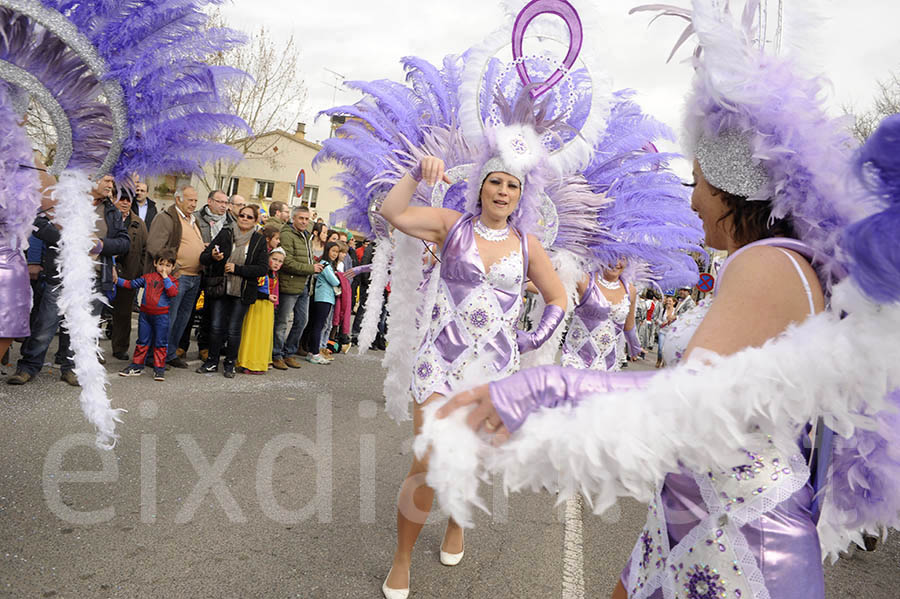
left=416, top=279, right=900, bottom=529
left=54, top=170, right=124, bottom=449
left=356, top=238, right=392, bottom=355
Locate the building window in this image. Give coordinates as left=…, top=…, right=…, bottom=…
left=254, top=180, right=275, bottom=200
left=216, top=176, right=239, bottom=196
left=301, top=185, right=318, bottom=209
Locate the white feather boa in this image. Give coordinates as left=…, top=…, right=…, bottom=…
left=356, top=238, right=392, bottom=355
left=54, top=171, right=124, bottom=449
left=415, top=280, right=900, bottom=536
left=520, top=249, right=583, bottom=369
left=381, top=232, right=438, bottom=422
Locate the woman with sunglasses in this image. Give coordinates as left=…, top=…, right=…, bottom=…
left=196, top=204, right=268, bottom=378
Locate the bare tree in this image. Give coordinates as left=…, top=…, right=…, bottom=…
left=844, top=72, right=900, bottom=143
left=199, top=17, right=309, bottom=193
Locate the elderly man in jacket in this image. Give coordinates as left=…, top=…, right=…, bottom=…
left=110, top=192, right=148, bottom=360
left=272, top=206, right=322, bottom=370
left=146, top=186, right=205, bottom=368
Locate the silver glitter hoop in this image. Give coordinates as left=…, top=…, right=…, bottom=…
left=368, top=190, right=390, bottom=240
left=430, top=164, right=474, bottom=207
left=1, top=0, right=128, bottom=177
left=537, top=191, right=559, bottom=249
left=695, top=131, right=770, bottom=199
left=0, top=61, right=73, bottom=175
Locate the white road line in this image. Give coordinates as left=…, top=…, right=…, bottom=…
left=562, top=493, right=585, bottom=599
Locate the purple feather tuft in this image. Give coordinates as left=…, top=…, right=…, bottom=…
left=827, top=390, right=900, bottom=533
left=843, top=114, right=900, bottom=303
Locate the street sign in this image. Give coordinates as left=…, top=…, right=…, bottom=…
left=296, top=169, right=305, bottom=198
left=696, top=273, right=715, bottom=293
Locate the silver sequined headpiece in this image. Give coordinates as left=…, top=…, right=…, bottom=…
left=695, top=130, right=770, bottom=199
left=477, top=156, right=526, bottom=193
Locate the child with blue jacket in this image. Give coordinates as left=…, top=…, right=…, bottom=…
left=306, top=242, right=342, bottom=365
left=117, top=250, right=179, bottom=381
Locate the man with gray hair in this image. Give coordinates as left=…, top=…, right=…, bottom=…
left=227, top=194, right=247, bottom=220
left=146, top=186, right=205, bottom=368
left=273, top=205, right=322, bottom=369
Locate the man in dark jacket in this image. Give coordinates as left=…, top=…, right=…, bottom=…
left=131, top=181, right=158, bottom=229
left=110, top=193, right=148, bottom=360
left=8, top=176, right=128, bottom=386
left=272, top=206, right=322, bottom=369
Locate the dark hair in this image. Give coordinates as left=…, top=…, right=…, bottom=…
left=326, top=229, right=340, bottom=243
left=154, top=248, right=177, bottom=265
left=207, top=189, right=225, bottom=200
left=713, top=187, right=795, bottom=247
left=269, top=201, right=287, bottom=215
left=322, top=241, right=341, bottom=271
left=239, top=204, right=259, bottom=221
left=312, top=222, right=326, bottom=239
left=262, top=224, right=281, bottom=243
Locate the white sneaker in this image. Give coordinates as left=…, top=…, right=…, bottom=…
left=306, top=353, right=330, bottom=365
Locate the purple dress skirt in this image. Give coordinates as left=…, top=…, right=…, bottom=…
left=411, top=213, right=529, bottom=403
left=0, top=246, right=31, bottom=338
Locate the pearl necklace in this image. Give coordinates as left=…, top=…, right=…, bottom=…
left=474, top=219, right=510, bottom=242
left=597, top=277, right=621, bottom=290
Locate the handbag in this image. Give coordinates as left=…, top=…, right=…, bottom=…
left=206, top=274, right=226, bottom=299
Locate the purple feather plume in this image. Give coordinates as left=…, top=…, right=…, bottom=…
left=0, top=85, right=42, bottom=249
left=2, top=1, right=249, bottom=180
left=582, top=91, right=705, bottom=288
left=842, top=114, right=900, bottom=303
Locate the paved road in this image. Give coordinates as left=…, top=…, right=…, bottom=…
left=0, top=343, right=896, bottom=598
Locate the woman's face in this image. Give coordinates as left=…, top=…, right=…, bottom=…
left=479, top=172, right=522, bottom=222
left=604, top=259, right=626, bottom=279
left=327, top=232, right=339, bottom=244
left=665, top=297, right=675, bottom=308
left=328, top=245, right=340, bottom=261
left=318, top=228, right=328, bottom=242
left=269, top=253, right=284, bottom=271
left=690, top=160, right=731, bottom=250
left=237, top=208, right=256, bottom=231
left=268, top=233, right=280, bottom=249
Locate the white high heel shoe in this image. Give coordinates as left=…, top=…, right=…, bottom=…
left=439, top=529, right=464, bottom=566
left=382, top=567, right=409, bottom=599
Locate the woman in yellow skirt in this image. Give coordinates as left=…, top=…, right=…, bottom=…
left=237, top=248, right=284, bottom=374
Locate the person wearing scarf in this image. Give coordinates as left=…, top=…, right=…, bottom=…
left=196, top=205, right=268, bottom=378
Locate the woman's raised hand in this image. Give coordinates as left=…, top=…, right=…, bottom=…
left=419, top=156, right=452, bottom=186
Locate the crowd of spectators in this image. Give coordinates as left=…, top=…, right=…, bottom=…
left=5, top=184, right=377, bottom=386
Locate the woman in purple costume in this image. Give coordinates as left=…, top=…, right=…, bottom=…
left=380, top=154, right=567, bottom=598
left=562, top=260, right=642, bottom=372
left=422, top=3, right=900, bottom=598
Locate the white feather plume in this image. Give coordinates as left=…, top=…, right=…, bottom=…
left=357, top=238, right=392, bottom=355
left=416, top=279, right=900, bottom=530
left=381, top=232, right=429, bottom=422
left=53, top=170, right=124, bottom=449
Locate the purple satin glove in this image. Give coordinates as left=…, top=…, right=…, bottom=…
left=624, top=326, right=643, bottom=358
left=516, top=304, right=565, bottom=354
left=490, top=365, right=655, bottom=433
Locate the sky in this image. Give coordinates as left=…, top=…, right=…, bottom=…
left=219, top=0, right=900, bottom=172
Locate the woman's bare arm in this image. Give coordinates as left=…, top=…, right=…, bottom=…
left=379, top=157, right=459, bottom=245
left=526, top=235, right=567, bottom=311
